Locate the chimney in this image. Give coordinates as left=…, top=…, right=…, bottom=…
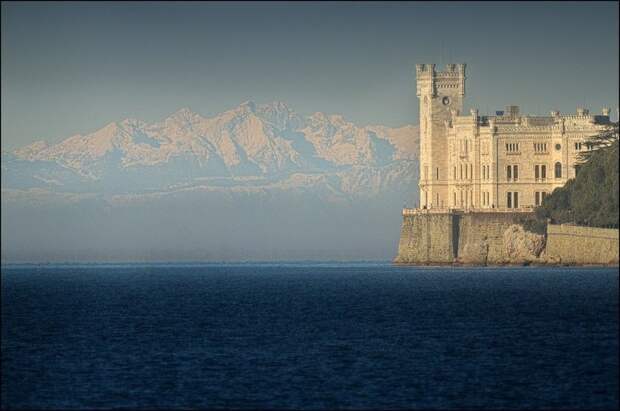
left=576, top=107, right=589, bottom=116
left=506, top=105, right=520, bottom=117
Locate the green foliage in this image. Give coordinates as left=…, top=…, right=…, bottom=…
left=535, top=123, right=619, bottom=229
left=518, top=214, right=547, bottom=235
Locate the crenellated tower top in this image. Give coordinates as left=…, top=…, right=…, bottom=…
left=415, top=63, right=466, bottom=97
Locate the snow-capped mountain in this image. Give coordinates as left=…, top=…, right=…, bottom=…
left=2, top=101, right=419, bottom=201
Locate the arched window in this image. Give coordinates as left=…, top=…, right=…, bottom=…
left=555, top=162, right=562, bottom=178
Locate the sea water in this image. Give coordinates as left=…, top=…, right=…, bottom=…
left=1, top=264, right=618, bottom=409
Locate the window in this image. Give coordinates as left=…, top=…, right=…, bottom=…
left=453, top=192, right=457, bottom=206
left=513, top=165, right=519, bottom=181
left=506, top=165, right=518, bottom=181
left=541, top=165, right=546, bottom=179
left=460, top=164, right=463, bottom=180
left=534, top=143, right=548, bottom=153
left=514, top=192, right=519, bottom=208
left=535, top=191, right=547, bottom=206
left=506, top=192, right=518, bottom=208
left=506, top=143, right=520, bottom=153
left=535, top=165, right=539, bottom=179
left=436, top=168, right=439, bottom=180
left=555, top=162, right=562, bottom=178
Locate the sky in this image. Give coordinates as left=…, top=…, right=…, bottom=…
left=1, top=1, right=619, bottom=151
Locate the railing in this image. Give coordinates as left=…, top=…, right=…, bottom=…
left=402, top=206, right=535, bottom=216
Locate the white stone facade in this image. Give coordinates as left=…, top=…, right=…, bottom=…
left=416, top=63, right=612, bottom=210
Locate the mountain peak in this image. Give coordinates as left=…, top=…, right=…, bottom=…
left=169, top=107, right=199, bottom=120
left=120, top=118, right=146, bottom=128
left=238, top=100, right=257, bottom=112
left=13, top=140, right=49, bottom=159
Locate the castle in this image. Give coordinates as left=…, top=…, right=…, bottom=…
left=395, top=63, right=614, bottom=265
left=413, top=63, right=611, bottom=212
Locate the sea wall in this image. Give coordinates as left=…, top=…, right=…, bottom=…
left=395, top=212, right=456, bottom=264
left=456, top=212, right=534, bottom=265
left=395, top=211, right=619, bottom=266
left=395, top=210, right=532, bottom=265
left=544, top=224, right=619, bottom=265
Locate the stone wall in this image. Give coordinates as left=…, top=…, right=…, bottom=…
left=395, top=212, right=619, bottom=266
left=544, top=224, right=619, bottom=265
left=395, top=210, right=530, bottom=265
left=456, top=212, right=529, bottom=264
left=395, top=212, right=456, bottom=264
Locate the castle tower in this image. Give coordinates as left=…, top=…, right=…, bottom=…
left=416, top=63, right=466, bottom=208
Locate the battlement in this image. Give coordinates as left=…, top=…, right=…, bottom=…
left=453, top=105, right=611, bottom=129
left=415, top=63, right=466, bottom=75
left=416, top=63, right=466, bottom=97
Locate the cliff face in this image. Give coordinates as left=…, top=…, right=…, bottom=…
left=503, top=225, right=546, bottom=264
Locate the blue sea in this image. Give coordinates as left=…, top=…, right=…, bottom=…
left=1, top=264, right=618, bottom=410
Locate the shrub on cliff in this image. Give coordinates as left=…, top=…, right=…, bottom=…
left=536, top=122, right=619, bottom=229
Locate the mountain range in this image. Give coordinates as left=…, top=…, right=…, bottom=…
left=2, top=101, right=419, bottom=204
left=2, top=101, right=420, bottom=261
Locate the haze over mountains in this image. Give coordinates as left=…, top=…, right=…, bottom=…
left=1, top=101, right=419, bottom=262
